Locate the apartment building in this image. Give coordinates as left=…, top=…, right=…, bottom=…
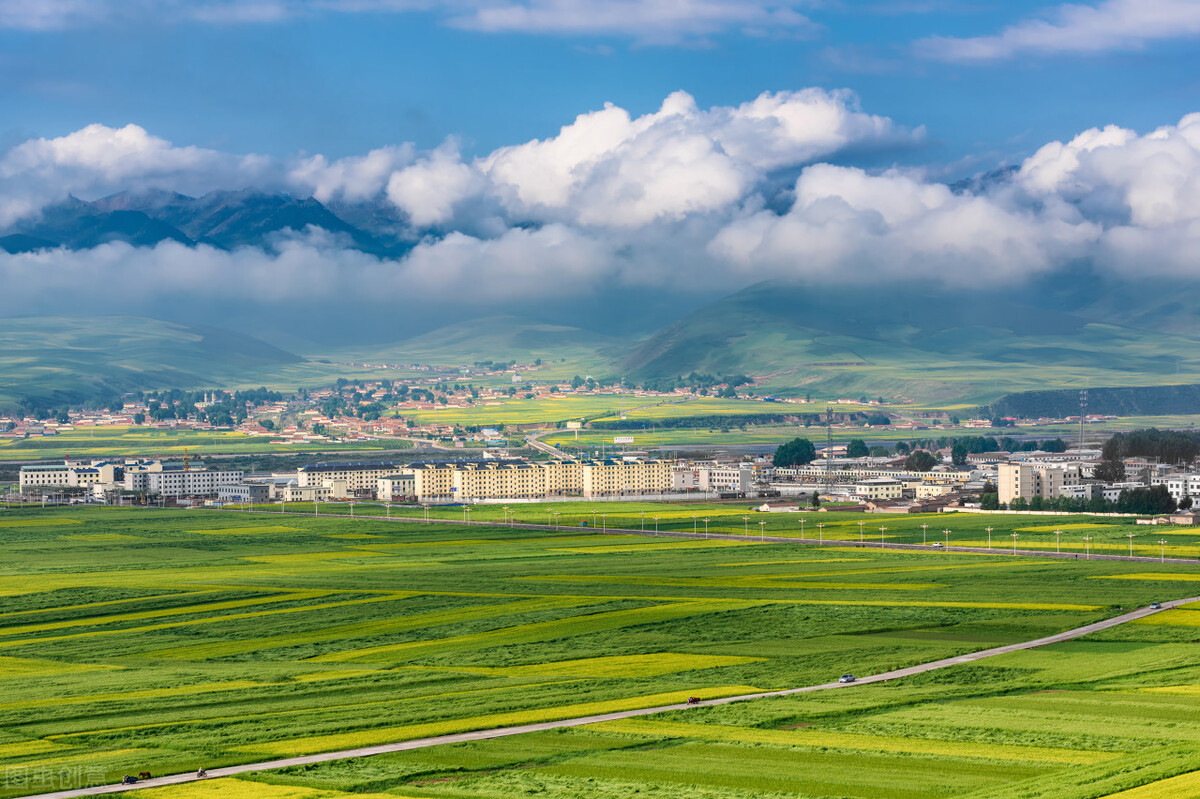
left=854, top=478, right=904, bottom=501
left=998, top=462, right=1082, bottom=504
left=297, top=462, right=403, bottom=493
left=581, top=458, right=671, bottom=498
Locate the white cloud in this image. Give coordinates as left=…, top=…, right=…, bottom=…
left=710, top=164, right=1100, bottom=283
left=1017, top=113, right=1200, bottom=227
left=917, top=0, right=1200, bottom=61
left=480, top=88, right=918, bottom=227
left=0, top=123, right=276, bottom=227
left=289, top=145, right=416, bottom=204
left=450, top=0, right=816, bottom=43
left=385, top=143, right=490, bottom=227
left=0, top=0, right=103, bottom=30
left=1, top=0, right=814, bottom=41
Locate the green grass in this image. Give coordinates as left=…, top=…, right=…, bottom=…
left=0, top=425, right=411, bottom=461
left=2, top=505, right=1200, bottom=797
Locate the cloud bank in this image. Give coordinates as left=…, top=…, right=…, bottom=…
left=3, top=91, right=1200, bottom=321
left=917, top=0, right=1200, bottom=61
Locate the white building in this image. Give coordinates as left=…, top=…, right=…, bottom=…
left=127, top=468, right=244, bottom=498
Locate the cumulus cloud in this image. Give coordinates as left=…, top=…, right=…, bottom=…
left=916, top=0, right=1200, bottom=61
left=289, top=145, right=416, bottom=204
left=1017, top=114, right=1200, bottom=227
left=0, top=123, right=275, bottom=226
left=709, top=164, right=1100, bottom=284
left=479, top=88, right=919, bottom=227
left=7, top=99, right=1200, bottom=318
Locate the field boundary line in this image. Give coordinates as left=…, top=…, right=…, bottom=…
left=18, top=594, right=1200, bottom=799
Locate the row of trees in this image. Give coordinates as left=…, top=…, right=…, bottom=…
left=980, top=484, right=1179, bottom=515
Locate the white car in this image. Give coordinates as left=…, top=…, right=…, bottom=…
left=931, top=542, right=944, bottom=548
left=838, top=674, right=856, bottom=683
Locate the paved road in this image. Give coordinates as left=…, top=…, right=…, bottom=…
left=21, top=594, right=1200, bottom=799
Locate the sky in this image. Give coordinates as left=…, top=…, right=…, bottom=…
left=2, top=0, right=1200, bottom=341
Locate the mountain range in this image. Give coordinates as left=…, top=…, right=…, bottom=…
left=0, top=189, right=413, bottom=257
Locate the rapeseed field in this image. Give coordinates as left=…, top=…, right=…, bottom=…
left=2, top=506, right=1200, bottom=797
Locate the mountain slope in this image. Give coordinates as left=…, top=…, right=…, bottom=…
left=622, top=280, right=1200, bottom=404
left=0, top=316, right=303, bottom=411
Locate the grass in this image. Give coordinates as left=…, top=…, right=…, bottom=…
left=0, top=426, right=406, bottom=461
left=0, top=505, right=1199, bottom=797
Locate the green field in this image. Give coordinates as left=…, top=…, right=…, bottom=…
left=0, top=426, right=408, bottom=462
left=398, top=396, right=860, bottom=432
left=2, top=506, right=1200, bottom=797
left=333, top=502, right=1200, bottom=559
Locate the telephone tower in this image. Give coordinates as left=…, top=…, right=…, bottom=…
left=1078, top=390, right=1088, bottom=450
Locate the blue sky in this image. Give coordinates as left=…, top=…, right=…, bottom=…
left=3, top=0, right=1197, bottom=172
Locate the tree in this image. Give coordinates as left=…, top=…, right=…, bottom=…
left=1180, top=495, right=1194, bottom=510
left=904, top=450, right=939, bottom=472
left=1094, top=458, right=1126, bottom=483
left=865, top=413, right=891, bottom=426
left=571, top=375, right=584, bottom=390
left=811, top=492, right=821, bottom=508
left=951, top=442, right=968, bottom=466
left=846, top=439, right=869, bottom=459
left=774, top=437, right=817, bottom=467
left=132, top=413, right=145, bottom=426
left=895, top=441, right=911, bottom=455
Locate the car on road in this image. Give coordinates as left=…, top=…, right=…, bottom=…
left=1151, top=602, right=1162, bottom=609
left=931, top=542, right=943, bottom=548
left=838, top=674, right=856, bottom=683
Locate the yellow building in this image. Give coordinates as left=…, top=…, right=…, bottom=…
left=409, top=463, right=457, bottom=501
left=581, top=458, right=671, bottom=498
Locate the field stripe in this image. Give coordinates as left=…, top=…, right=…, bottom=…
left=595, top=719, right=1111, bottom=764
left=142, top=596, right=598, bottom=660
left=309, top=600, right=767, bottom=663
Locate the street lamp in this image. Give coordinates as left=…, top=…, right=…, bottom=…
left=601, top=513, right=607, bottom=531
left=640, top=511, right=646, bottom=531
left=654, top=515, right=659, bottom=534
left=314, top=499, right=319, bottom=516
left=858, top=520, right=865, bottom=542
left=1127, top=532, right=1136, bottom=557
left=1084, top=535, right=1093, bottom=560
left=986, top=526, right=993, bottom=549
left=800, top=518, right=806, bottom=539
left=817, top=522, right=825, bottom=544
left=693, top=515, right=698, bottom=535
left=943, top=529, right=951, bottom=550
left=547, top=507, right=553, bottom=527
left=423, top=504, right=429, bottom=523
left=743, top=516, right=750, bottom=536
left=1011, top=531, right=1019, bottom=554
left=921, top=523, right=928, bottom=545
left=879, top=526, right=887, bottom=548
left=759, top=520, right=766, bottom=541
left=349, top=501, right=354, bottom=518
left=703, top=517, right=710, bottom=537
left=1160, top=538, right=1168, bottom=563
left=1054, top=529, right=1062, bottom=553
left=554, top=511, right=561, bottom=529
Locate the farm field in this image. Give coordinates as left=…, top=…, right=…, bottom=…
left=323, top=501, right=1200, bottom=561
left=394, top=396, right=856, bottom=430
left=0, top=427, right=407, bottom=462
left=1, top=507, right=1199, bottom=797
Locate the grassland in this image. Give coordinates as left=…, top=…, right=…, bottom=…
left=0, top=427, right=408, bottom=462
left=2, top=505, right=1200, bottom=797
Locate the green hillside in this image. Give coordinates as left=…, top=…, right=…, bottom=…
left=621, top=281, right=1200, bottom=405
left=0, top=316, right=303, bottom=411
left=326, top=315, right=631, bottom=380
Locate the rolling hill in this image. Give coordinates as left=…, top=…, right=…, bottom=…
left=620, top=281, right=1200, bottom=405
left=0, top=316, right=304, bottom=411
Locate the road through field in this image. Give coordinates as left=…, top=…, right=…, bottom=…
left=20, top=591, right=1200, bottom=799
